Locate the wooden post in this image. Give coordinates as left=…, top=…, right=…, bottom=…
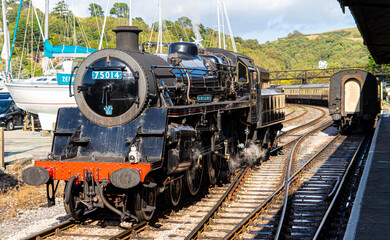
left=23, top=114, right=27, bottom=131
left=31, top=114, right=35, bottom=133
left=0, top=127, right=4, bottom=169
left=52, top=122, right=55, bottom=138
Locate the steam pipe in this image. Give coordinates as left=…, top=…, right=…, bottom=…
left=95, top=181, right=128, bottom=220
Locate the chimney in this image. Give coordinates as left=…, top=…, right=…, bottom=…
left=113, top=26, right=142, bottom=52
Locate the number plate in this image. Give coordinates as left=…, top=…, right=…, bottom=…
left=92, top=71, right=122, bottom=80
left=197, top=95, right=212, bottom=102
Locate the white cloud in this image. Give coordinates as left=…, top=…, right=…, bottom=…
left=31, top=0, right=357, bottom=43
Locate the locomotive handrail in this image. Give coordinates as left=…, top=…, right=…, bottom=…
left=69, top=66, right=78, bottom=97
left=86, top=66, right=126, bottom=71
left=151, top=65, right=218, bottom=73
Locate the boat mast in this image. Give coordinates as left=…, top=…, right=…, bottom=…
left=221, top=2, right=226, bottom=49
left=129, top=0, right=132, bottom=26
left=222, top=0, right=237, bottom=52
left=156, top=0, right=162, bottom=54
left=2, top=0, right=10, bottom=78
left=45, top=0, right=48, bottom=40
left=7, top=0, right=23, bottom=78
left=99, top=0, right=110, bottom=50
left=216, top=0, right=221, bottom=48
left=41, top=0, right=50, bottom=74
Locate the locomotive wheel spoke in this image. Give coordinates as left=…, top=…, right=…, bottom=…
left=165, top=177, right=182, bottom=207
left=63, top=178, right=85, bottom=220
left=135, top=179, right=156, bottom=221
left=186, top=159, right=204, bottom=196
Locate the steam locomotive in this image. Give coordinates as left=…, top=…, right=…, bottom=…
left=22, top=26, right=285, bottom=222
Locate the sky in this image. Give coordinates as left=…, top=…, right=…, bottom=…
left=32, top=0, right=357, bottom=44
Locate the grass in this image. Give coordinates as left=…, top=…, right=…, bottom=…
left=0, top=160, right=64, bottom=222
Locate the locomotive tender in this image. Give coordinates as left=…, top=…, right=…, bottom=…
left=22, top=26, right=285, bottom=222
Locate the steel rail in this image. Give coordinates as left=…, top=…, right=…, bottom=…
left=109, top=221, right=148, bottom=240
left=284, top=107, right=296, bottom=118
left=283, top=106, right=308, bottom=123
left=21, top=210, right=100, bottom=240
left=22, top=219, right=77, bottom=240
left=184, top=166, right=250, bottom=240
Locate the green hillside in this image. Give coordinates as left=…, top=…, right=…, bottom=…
left=235, top=28, right=369, bottom=71
left=0, top=1, right=370, bottom=78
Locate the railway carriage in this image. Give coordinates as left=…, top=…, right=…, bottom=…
left=22, top=26, right=284, bottom=222
left=280, top=83, right=328, bottom=106
left=279, top=69, right=380, bottom=133
left=329, top=69, right=380, bottom=133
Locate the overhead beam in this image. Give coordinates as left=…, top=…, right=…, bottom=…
left=339, top=0, right=390, bottom=8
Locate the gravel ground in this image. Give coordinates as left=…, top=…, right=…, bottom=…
left=0, top=198, right=68, bottom=240
left=297, top=126, right=339, bottom=166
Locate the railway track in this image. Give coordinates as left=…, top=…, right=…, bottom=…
left=224, top=133, right=368, bottom=239
left=278, top=106, right=328, bottom=141
left=273, top=105, right=329, bottom=155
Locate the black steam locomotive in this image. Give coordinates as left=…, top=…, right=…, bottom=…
left=22, top=26, right=285, bottom=222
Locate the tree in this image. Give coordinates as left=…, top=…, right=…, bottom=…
left=243, top=39, right=260, bottom=50
left=177, top=16, right=192, bottom=28
left=110, top=3, right=128, bottom=18
left=234, top=36, right=244, bottom=44
left=89, top=3, right=104, bottom=17
left=52, top=0, right=70, bottom=16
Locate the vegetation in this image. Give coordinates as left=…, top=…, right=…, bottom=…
left=0, top=0, right=374, bottom=79
left=258, top=28, right=369, bottom=70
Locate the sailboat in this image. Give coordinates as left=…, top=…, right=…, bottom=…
left=5, top=0, right=96, bottom=130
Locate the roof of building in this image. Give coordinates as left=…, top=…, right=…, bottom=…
left=338, top=0, right=390, bottom=64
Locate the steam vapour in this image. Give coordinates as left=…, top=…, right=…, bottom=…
left=229, top=143, right=266, bottom=171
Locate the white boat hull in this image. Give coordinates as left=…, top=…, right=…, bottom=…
left=5, top=82, right=76, bottom=130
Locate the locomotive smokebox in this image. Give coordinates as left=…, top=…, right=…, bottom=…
left=113, top=26, right=142, bottom=52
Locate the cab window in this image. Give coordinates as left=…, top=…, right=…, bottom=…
left=237, top=61, right=248, bottom=84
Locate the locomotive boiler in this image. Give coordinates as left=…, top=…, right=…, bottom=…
left=22, top=26, right=285, bottom=222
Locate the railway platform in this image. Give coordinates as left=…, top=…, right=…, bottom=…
left=344, top=107, right=390, bottom=239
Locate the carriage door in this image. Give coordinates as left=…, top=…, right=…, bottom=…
left=344, top=79, right=361, bottom=114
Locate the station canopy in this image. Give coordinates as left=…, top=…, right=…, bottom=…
left=338, top=0, right=390, bottom=64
